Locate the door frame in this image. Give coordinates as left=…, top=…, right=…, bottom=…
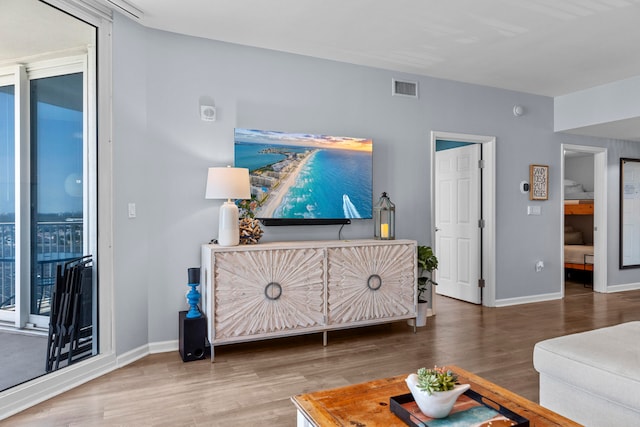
left=561, top=144, right=607, bottom=294
left=430, top=131, right=496, bottom=307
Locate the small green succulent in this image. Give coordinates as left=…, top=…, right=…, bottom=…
left=416, top=366, right=458, bottom=395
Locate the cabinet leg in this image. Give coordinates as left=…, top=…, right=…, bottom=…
left=323, top=331, right=327, bottom=347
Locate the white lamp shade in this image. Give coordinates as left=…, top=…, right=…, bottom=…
left=205, top=167, right=251, bottom=200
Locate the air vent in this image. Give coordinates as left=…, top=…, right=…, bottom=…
left=392, top=79, right=418, bottom=98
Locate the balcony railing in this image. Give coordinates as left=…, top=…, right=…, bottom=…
left=0, top=221, right=83, bottom=316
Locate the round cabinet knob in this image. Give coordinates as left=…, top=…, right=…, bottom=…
left=367, top=274, right=382, bottom=291
left=264, top=282, right=283, bottom=300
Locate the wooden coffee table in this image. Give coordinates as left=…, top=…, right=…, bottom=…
left=291, top=365, right=580, bottom=426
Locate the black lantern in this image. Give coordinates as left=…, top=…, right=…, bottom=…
left=374, top=192, right=395, bottom=240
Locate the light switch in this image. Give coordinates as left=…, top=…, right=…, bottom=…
left=128, top=203, right=136, bottom=218
left=527, top=205, right=541, bottom=215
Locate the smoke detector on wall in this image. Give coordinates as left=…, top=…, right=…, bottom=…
left=200, top=105, right=217, bottom=122
left=513, top=105, right=524, bottom=117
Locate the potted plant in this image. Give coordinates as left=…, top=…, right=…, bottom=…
left=405, top=366, right=470, bottom=418
left=411, top=245, right=438, bottom=327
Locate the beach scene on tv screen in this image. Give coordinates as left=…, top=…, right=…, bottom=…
left=234, top=128, right=373, bottom=220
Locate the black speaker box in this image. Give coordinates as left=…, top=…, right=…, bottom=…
left=179, top=310, right=207, bottom=362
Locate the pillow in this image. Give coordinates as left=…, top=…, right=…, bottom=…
left=564, top=225, right=574, bottom=232
left=564, top=183, right=584, bottom=194
left=564, top=179, right=578, bottom=186
left=565, top=231, right=584, bottom=245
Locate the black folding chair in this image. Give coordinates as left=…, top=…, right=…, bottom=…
left=46, top=255, right=93, bottom=372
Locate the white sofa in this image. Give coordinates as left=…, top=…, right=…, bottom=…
left=533, top=321, right=640, bottom=427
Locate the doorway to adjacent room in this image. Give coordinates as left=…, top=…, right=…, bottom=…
left=430, top=131, right=496, bottom=307
left=561, top=144, right=607, bottom=295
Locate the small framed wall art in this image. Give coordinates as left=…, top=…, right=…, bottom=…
left=529, top=164, right=549, bottom=200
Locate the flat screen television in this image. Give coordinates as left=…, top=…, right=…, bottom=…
left=234, top=128, right=373, bottom=225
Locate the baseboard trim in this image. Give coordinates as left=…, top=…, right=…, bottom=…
left=494, top=284, right=640, bottom=306
left=149, top=339, right=178, bottom=354
left=606, top=282, right=640, bottom=293
left=116, top=343, right=150, bottom=367
left=494, top=292, right=562, bottom=307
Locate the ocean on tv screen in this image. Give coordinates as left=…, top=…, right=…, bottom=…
left=234, top=128, right=373, bottom=220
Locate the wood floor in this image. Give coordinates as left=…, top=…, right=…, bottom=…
left=4, top=282, right=640, bottom=426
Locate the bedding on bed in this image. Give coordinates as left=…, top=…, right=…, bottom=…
left=565, top=191, right=594, bottom=200
left=564, top=244, right=594, bottom=265
left=564, top=179, right=594, bottom=200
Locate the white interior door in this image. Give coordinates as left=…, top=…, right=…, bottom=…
left=435, top=143, right=481, bottom=304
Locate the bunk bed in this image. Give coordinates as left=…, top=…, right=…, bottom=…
left=564, top=180, right=594, bottom=273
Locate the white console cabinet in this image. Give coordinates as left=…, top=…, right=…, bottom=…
left=201, top=239, right=417, bottom=360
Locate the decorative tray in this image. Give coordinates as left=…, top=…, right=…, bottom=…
left=390, top=389, right=529, bottom=427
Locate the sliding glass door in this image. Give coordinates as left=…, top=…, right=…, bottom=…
left=0, top=83, right=15, bottom=322
left=30, top=72, right=85, bottom=319
left=0, top=58, right=95, bottom=331
left=0, top=0, right=106, bottom=396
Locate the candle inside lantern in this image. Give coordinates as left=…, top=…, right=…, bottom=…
left=381, top=223, right=389, bottom=239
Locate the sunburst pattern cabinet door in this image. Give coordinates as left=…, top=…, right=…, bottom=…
left=213, top=248, right=325, bottom=339
left=327, top=244, right=415, bottom=324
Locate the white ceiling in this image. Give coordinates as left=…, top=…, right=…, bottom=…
left=129, top=0, right=640, bottom=98
left=4, top=0, right=640, bottom=140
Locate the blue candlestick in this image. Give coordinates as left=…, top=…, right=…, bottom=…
left=186, top=284, right=201, bottom=318
left=186, top=267, right=201, bottom=318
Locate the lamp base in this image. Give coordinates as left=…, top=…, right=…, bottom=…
left=218, top=200, right=239, bottom=246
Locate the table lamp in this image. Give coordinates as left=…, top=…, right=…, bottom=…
left=205, top=166, right=251, bottom=246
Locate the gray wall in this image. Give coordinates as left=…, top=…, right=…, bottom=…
left=112, top=15, right=150, bottom=354
left=565, top=155, right=594, bottom=192
left=111, top=14, right=640, bottom=354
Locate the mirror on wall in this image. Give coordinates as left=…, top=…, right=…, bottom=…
left=620, top=158, right=640, bottom=268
